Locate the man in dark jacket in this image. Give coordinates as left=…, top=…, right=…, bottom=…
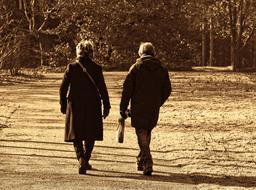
left=120, top=42, right=171, bottom=176
left=60, top=40, right=111, bottom=174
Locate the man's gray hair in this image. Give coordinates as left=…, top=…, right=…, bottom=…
left=76, top=40, right=94, bottom=59
left=138, top=42, right=156, bottom=57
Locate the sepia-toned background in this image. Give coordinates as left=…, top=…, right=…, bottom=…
left=0, top=1, right=256, bottom=189
left=1, top=0, right=256, bottom=73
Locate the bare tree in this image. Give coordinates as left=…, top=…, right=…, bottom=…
left=228, top=0, right=256, bottom=71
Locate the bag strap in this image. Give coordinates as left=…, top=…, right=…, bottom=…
left=77, top=61, right=101, bottom=98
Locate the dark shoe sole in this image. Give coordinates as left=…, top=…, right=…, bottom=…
left=85, top=164, right=92, bottom=170
left=143, top=170, right=152, bottom=176
left=143, top=167, right=153, bottom=176
left=79, top=167, right=87, bottom=174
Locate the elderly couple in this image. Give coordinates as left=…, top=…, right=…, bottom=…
left=59, top=40, right=172, bottom=176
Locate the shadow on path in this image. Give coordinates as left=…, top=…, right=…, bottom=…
left=1, top=151, right=256, bottom=188
left=1, top=139, right=256, bottom=187
left=1, top=139, right=256, bottom=154
left=88, top=169, right=256, bottom=188
left=1, top=144, right=256, bottom=170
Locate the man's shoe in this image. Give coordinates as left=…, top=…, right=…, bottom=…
left=143, top=166, right=153, bottom=176
left=79, top=166, right=87, bottom=174
left=85, top=163, right=92, bottom=170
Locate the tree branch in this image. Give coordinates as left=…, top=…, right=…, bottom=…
left=18, top=0, right=23, bottom=10
left=239, top=24, right=255, bottom=51
left=37, top=1, right=65, bottom=31
left=237, top=0, right=244, bottom=46
left=23, top=0, right=32, bottom=31
left=37, top=8, right=56, bottom=31
left=31, top=0, right=35, bottom=31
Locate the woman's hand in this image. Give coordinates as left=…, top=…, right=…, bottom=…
left=103, top=108, right=110, bottom=119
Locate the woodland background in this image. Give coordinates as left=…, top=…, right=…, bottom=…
left=1, top=0, right=256, bottom=74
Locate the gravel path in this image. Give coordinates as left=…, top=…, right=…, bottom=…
left=0, top=72, right=255, bottom=190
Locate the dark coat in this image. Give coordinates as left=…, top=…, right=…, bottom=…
left=60, top=57, right=111, bottom=142
left=120, top=55, right=171, bottom=130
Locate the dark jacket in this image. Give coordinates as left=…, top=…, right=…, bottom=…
left=120, top=55, right=171, bottom=129
left=60, top=57, right=111, bottom=142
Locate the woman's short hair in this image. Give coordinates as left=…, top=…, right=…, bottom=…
left=76, top=40, right=94, bottom=59
left=138, top=42, right=155, bottom=57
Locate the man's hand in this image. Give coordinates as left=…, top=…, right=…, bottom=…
left=120, top=110, right=128, bottom=119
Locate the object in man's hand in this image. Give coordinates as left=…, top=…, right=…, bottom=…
left=120, top=110, right=127, bottom=119
left=117, top=117, right=125, bottom=143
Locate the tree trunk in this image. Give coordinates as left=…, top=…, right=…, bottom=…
left=253, top=38, right=256, bottom=68
left=39, top=41, right=44, bottom=66
left=201, top=5, right=207, bottom=66
left=209, top=16, right=214, bottom=66
left=202, top=24, right=206, bottom=66
left=230, top=34, right=240, bottom=71
left=229, top=0, right=238, bottom=71
left=230, top=33, right=236, bottom=70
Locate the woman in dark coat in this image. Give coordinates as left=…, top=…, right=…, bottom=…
left=120, top=42, right=171, bottom=176
left=59, top=40, right=111, bottom=174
